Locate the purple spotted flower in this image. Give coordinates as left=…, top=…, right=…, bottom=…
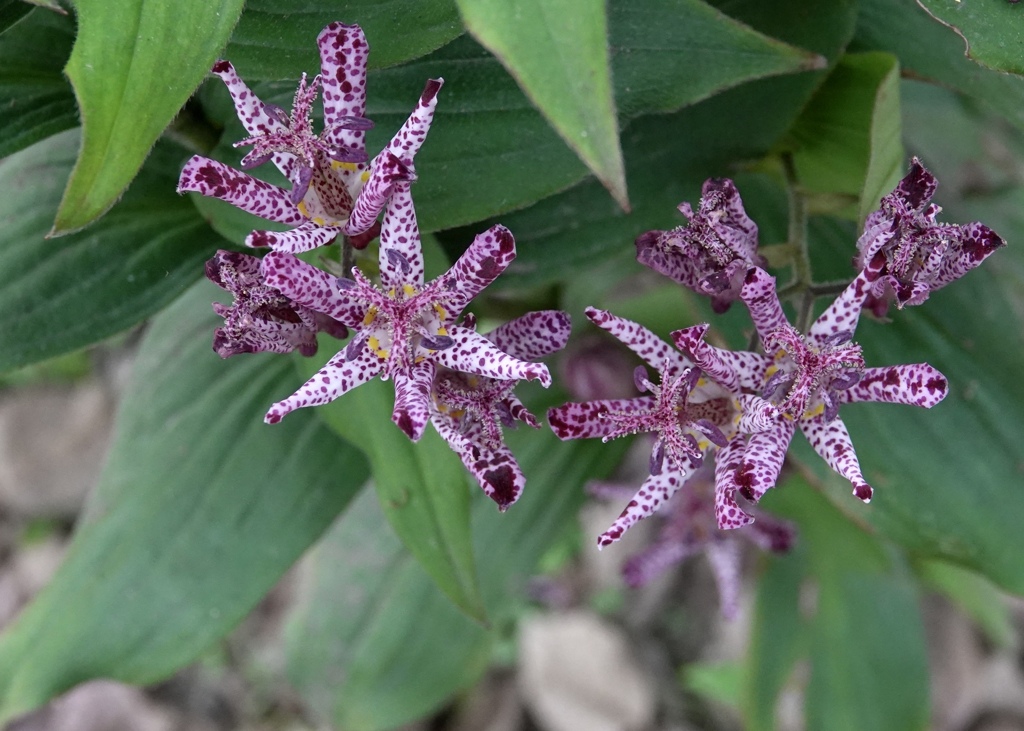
left=548, top=308, right=778, bottom=547
left=589, top=464, right=795, bottom=618
left=857, top=158, right=1005, bottom=317
left=431, top=310, right=571, bottom=511
left=206, top=249, right=347, bottom=358
left=705, top=266, right=949, bottom=522
left=260, top=180, right=552, bottom=440
left=178, top=22, right=442, bottom=253
left=635, top=178, right=765, bottom=313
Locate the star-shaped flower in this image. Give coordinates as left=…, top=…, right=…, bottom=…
left=635, top=178, right=765, bottom=313
left=548, top=308, right=777, bottom=547
left=589, top=463, right=795, bottom=618
left=711, top=266, right=949, bottom=523
left=205, top=249, right=347, bottom=358
left=430, top=310, right=571, bottom=511
left=857, top=157, right=1005, bottom=317
left=178, top=22, right=442, bottom=253
left=260, top=181, right=551, bottom=440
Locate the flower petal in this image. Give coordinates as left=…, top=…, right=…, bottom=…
left=317, top=22, right=369, bottom=150
left=344, top=150, right=411, bottom=237
left=431, top=325, right=551, bottom=386
left=621, top=539, right=695, bottom=588
left=672, top=324, right=770, bottom=391
left=391, top=360, right=435, bottom=441
left=377, top=181, right=425, bottom=290
left=714, top=437, right=754, bottom=530
left=586, top=307, right=690, bottom=375
left=487, top=310, right=572, bottom=361
left=547, top=397, right=657, bottom=440
left=800, top=416, right=873, bottom=501
left=177, top=156, right=304, bottom=225
left=435, top=224, right=517, bottom=314
left=432, top=412, right=526, bottom=510
left=246, top=221, right=338, bottom=253
left=737, top=394, right=780, bottom=433
left=838, top=364, right=947, bottom=408
left=597, top=470, right=686, bottom=548
left=635, top=235, right=701, bottom=289
left=740, top=267, right=789, bottom=344
left=733, top=420, right=797, bottom=504
left=932, top=222, right=1006, bottom=291
left=705, top=539, right=743, bottom=620
left=808, top=270, right=871, bottom=345
left=265, top=347, right=384, bottom=424
left=387, top=78, right=443, bottom=165
left=261, top=251, right=365, bottom=325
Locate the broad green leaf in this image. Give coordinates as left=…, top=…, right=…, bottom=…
left=286, top=413, right=627, bottom=730
left=297, top=351, right=485, bottom=622
left=0, top=281, right=370, bottom=723
left=0, top=8, right=77, bottom=158
left=760, top=479, right=930, bottom=731
left=285, top=487, right=491, bottom=731
left=610, top=0, right=826, bottom=119
left=742, top=545, right=807, bottom=731
left=0, top=0, right=32, bottom=36
left=683, top=661, right=744, bottom=711
left=53, top=0, right=245, bottom=234
left=917, top=559, right=1017, bottom=649
left=226, top=0, right=464, bottom=79
left=917, top=0, right=1024, bottom=76
left=787, top=52, right=904, bottom=221
left=456, top=0, right=628, bottom=210
left=853, top=0, right=1024, bottom=132
left=0, top=130, right=223, bottom=373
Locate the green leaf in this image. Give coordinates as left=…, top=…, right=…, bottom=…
left=683, top=661, right=744, bottom=711
left=53, top=0, right=245, bottom=234
left=286, top=413, right=627, bottom=730
left=285, top=486, right=492, bottom=731
left=226, top=0, right=464, bottom=79
left=0, top=0, right=33, bottom=36
left=456, top=0, right=628, bottom=210
left=0, top=8, right=77, bottom=158
left=917, top=0, right=1024, bottom=76
left=297, top=349, right=485, bottom=622
left=788, top=52, right=904, bottom=221
left=0, top=130, right=223, bottom=373
left=759, top=479, right=931, bottom=731
left=742, top=546, right=807, bottom=731
left=0, top=280, right=370, bottom=723
left=854, top=0, right=1024, bottom=132
left=609, top=0, right=826, bottom=120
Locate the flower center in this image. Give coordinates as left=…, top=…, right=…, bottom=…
left=601, top=366, right=731, bottom=475
left=433, top=371, right=518, bottom=449
left=762, top=325, right=864, bottom=420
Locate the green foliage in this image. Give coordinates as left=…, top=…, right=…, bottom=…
left=54, top=0, right=246, bottom=234
left=917, top=0, right=1024, bottom=75
left=0, top=282, right=370, bottom=723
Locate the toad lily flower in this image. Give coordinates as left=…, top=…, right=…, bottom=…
left=722, top=266, right=949, bottom=518
left=260, top=182, right=551, bottom=440
left=431, top=310, right=571, bottom=511
left=178, top=22, right=443, bottom=253
left=635, top=178, right=765, bottom=313
left=857, top=158, right=1005, bottom=317
left=206, top=249, right=347, bottom=358
left=548, top=308, right=777, bottom=547
left=589, top=464, right=795, bottom=618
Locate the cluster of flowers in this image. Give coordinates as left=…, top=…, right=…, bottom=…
left=179, top=23, right=569, bottom=511
left=179, top=23, right=1004, bottom=613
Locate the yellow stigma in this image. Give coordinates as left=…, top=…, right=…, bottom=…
left=362, top=306, right=378, bottom=327
left=297, top=200, right=309, bottom=216
left=402, top=284, right=418, bottom=297
left=367, top=336, right=389, bottom=359
left=331, top=161, right=359, bottom=172
left=432, top=303, right=447, bottom=320
left=437, top=326, right=448, bottom=336
left=361, top=170, right=370, bottom=183
left=804, top=402, right=826, bottom=419
left=312, top=216, right=326, bottom=226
